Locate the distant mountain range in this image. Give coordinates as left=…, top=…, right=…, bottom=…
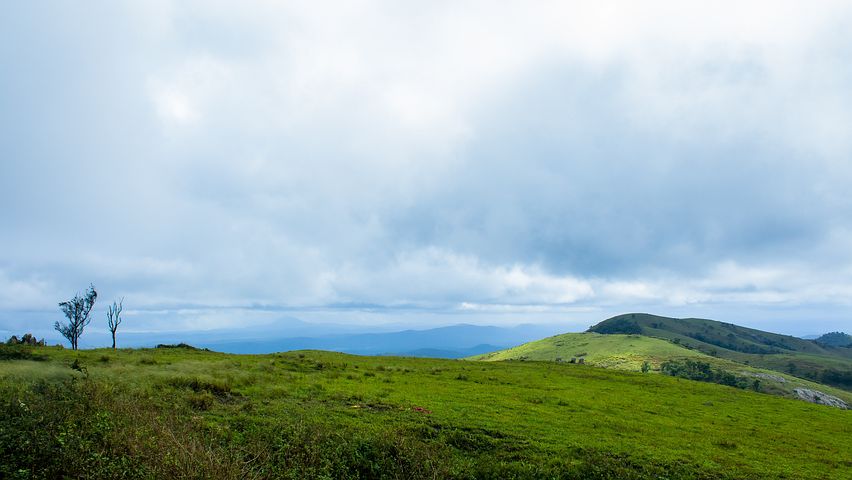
left=199, top=323, right=566, bottom=358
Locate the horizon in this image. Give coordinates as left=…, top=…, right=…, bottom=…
left=3, top=2, right=852, bottom=346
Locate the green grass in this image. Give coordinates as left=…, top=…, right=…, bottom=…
left=1, top=345, right=851, bottom=479
left=468, top=332, right=852, bottom=405
left=469, top=332, right=706, bottom=368
left=588, top=313, right=852, bottom=391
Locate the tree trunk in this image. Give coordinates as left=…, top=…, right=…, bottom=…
left=112, top=334, right=116, bottom=349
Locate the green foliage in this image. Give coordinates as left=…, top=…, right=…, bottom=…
left=0, top=345, right=47, bottom=362
left=660, top=359, right=749, bottom=389
left=156, top=343, right=209, bottom=351
left=589, top=316, right=642, bottom=334
left=816, top=332, right=852, bottom=348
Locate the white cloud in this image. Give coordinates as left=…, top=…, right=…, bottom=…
left=3, top=1, right=852, bottom=334
left=328, top=247, right=594, bottom=306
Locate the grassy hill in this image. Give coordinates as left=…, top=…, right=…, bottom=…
left=2, top=345, right=851, bottom=479
left=589, top=313, right=852, bottom=390
left=469, top=332, right=852, bottom=406
left=469, top=332, right=705, bottom=367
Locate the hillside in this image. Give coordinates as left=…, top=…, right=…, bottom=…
left=470, top=332, right=706, bottom=368
left=1, top=345, right=851, bottom=479
left=817, top=332, right=852, bottom=348
left=589, top=313, right=852, bottom=390
left=469, top=332, right=852, bottom=407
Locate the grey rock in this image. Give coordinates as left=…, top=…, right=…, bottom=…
left=793, top=388, right=849, bottom=409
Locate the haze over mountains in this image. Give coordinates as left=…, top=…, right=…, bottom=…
left=47, top=312, right=846, bottom=370
left=53, top=319, right=563, bottom=357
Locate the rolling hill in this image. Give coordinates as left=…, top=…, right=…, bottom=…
left=470, top=332, right=706, bottom=368
left=469, top=331, right=852, bottom=408
left=588, top=313, right=852, bottom=391
left=1, top=345, right=851, bottom=479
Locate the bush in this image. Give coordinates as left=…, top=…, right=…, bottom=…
left=660, top=360, right=749, bottom=389
left=0, top=345, right=47, bottom=361
left=589, top=318, right=643, bottom=335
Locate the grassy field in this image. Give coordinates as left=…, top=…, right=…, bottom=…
left=1, top=345, right=851, bottom=479
left=588, top=314, right=852, bottom=391
left=469, top=332, right=707, bottom=368
left=469, top=332, right=852, bottom=404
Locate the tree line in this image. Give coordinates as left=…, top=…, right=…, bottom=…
left=53, top=284, right=124, bottom=350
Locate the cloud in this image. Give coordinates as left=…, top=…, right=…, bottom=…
left=328, top=247, right=594, bottom=306
left=2, top=2, right=852, bottom=336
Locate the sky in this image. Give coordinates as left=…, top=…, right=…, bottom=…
left=2, top=1, right=852, bottom=344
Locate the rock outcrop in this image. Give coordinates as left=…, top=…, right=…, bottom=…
left=5, top=333, right=45, bottom=347
left=793, top=388, right=849, bottom=409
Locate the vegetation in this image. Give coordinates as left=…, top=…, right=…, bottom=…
left=660, top=359, right=753, bottom=390
left=5, top=333, right=45, bottom=347
left=1, top=345, right=851, bottom=479
left=469, top=332, right=706, bottom=369
left=107, top=298, right=123, bottom=350
left=55, top=284, right=98, bottom=351
left=816, top=332, right=852, bottom=348
left=588, top=313, right=852, bottom=391
left=470, top=331, right=852, bottom=405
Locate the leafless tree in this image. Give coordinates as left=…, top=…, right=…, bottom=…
left=55, top=284, right=97, bottom=350
left=107, top=298, right=123, bottom=349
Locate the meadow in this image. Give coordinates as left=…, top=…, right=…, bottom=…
left=1, top=345, right=851, bottom=479
left=470, top=332, right=852, bottom=405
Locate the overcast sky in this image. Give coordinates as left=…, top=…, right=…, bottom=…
left=2, top=1, right=852, bottom=341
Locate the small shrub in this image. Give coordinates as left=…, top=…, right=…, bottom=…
left=188, top=391, right=215, bottom=411
left=0, top=345, right=47, bottom=361
left=155, top=343, right=208, bottom=351
left=167, top=376, right=232, bottom=396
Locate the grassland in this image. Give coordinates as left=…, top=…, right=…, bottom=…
left=588, top=313, right=852, bottom=391
left=469, top=332, right=852, bottom=405
left=2, top=345, right=851, bottom=479
left=469, top=332, right=706, bottom=368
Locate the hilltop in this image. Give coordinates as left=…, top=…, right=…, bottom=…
left=1, top=345, right=851, bottom=479
left=470, top=332, right=706, bottom=368
left=816, top=332, right=852, bottom=348
left=588, top=313, right=852, bottom=391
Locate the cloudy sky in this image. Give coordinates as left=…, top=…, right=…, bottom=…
left=3, top=1, right=852, bottom=342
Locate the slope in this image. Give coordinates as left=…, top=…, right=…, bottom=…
left=469, top=331, right=852, bottom=407
left=589, top=313, right=852, bottom=390
left=470, top=332, right=706, bottom=368
left=1, top=345, right=851, bottom=479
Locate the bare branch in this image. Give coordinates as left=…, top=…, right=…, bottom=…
left=107, top=297, right=124, bottom=349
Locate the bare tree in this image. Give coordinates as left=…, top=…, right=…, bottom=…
left=107, top=298, right=123, bottom=349
left=55, top=284, right=97, bottom=350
